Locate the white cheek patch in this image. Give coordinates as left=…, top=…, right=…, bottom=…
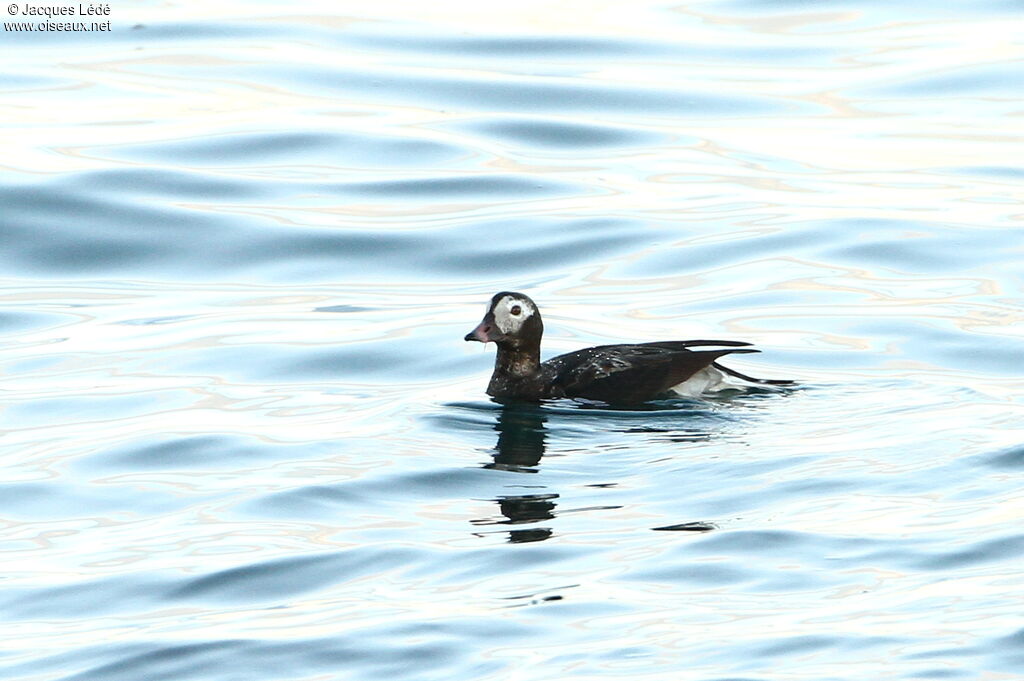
left=492, top=296, right=534, bottom=335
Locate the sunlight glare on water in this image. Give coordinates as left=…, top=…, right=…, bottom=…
left=2, top=0, right=1024, bottom=679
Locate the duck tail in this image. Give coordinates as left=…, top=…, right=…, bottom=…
left=712, top=361, right=796, bottom=386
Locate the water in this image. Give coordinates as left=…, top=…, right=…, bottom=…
left=3, top=1, right=1024, bottom=679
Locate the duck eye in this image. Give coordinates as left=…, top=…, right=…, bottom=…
left=510, top=305, right=522, bottom=316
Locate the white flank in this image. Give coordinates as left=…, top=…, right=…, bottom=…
left=668, top=366, right=731, bottom=398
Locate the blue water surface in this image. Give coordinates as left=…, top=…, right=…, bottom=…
left=2, top=1, right=1024, bottom=679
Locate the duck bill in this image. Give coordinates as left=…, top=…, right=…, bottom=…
left=464, top=316, right=504, bottom=343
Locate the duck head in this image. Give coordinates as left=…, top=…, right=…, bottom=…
left=464, top=291, right=544, bottom=349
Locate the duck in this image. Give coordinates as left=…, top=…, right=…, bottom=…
left=465, top=291, right=792, bottom=403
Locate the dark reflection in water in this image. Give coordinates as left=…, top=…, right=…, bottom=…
left=475, top=403, right=556, bottom=542
left=652, top=521, right=717, bottom=532
left=472, top=493, right=558, bottom=544
left=473, top=400, right=735, bottom=543
left=615, top=425, right=714, bottom=444
left=486, top=403, right=549, bottom=472
left=492, top=494, right=558, bottom=524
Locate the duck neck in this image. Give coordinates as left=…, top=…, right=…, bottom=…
left=494, top=340, right=541, bottom=379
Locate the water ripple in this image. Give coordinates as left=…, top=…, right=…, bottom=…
left=3, top=2, right=1024, bottom=680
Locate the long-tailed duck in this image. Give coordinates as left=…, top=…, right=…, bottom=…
left=465, top=291, right=791, bottom=403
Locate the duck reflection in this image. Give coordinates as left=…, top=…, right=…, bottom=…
left=470, top=492, right=557, bottom=543
left=474, top=403, right=557, bottom=542
left=472, top=402, right=719, bottom=543
left=484, top=402, right=549, bottom=472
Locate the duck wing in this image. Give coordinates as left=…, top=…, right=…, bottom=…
left=643, top=339, right=752, bottom=350
left=544, top=343, right=758, bottom=403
